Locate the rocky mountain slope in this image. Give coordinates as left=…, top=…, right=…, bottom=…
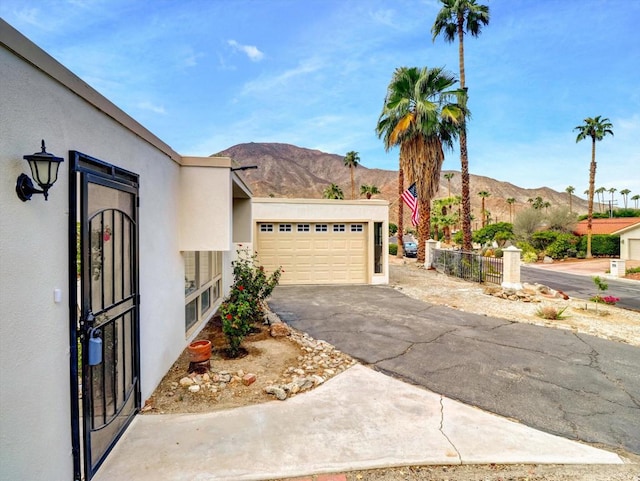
left=216, top=142, right=589, bottom=225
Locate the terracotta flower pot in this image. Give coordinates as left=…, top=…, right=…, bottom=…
left=187, top=340, right=212, bottom=363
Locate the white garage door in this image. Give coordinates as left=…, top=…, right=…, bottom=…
left=629, top=239, right=640, bottom=260
left=257, top=222, right=367, bottom=284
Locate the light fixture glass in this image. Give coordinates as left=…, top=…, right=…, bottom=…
left=16, top=139, right=64, bottom=201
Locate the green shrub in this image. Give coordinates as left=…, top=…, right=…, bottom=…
left=389, top=223, right=398, bottom=235
left=545, top=233, right=579, bottom=259
left=494, top=248, right=504, bottom=258
left=452, top=230, right=463, bottom=245
left=627, top=267, right=640, bottom=274
left=531, top=231, right=559, bottom=251
left=577, top=235, right=620, bottom=257
left=516, top=241, right=536, bottom=255
left=472, top=222, right=514, bottom=246
left=389, top=243, right=398, bottom=256
left=522, top=251, right=538, bottom=263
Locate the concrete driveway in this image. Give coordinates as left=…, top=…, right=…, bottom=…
left=268, top=284, right=640, bottom=457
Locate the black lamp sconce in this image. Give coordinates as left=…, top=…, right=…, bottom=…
left=16, top=140, right=64, bottom=201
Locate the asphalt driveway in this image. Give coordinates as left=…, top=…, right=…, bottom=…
left=268, top=284, right=640, bottom=457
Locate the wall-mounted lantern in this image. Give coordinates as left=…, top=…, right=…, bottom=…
left=16, top=140, right=64, bottom=201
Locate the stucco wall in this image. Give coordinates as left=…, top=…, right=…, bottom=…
left=0, top=34, right=195, bottom=480
left=619, top=226, right=640, bottom=260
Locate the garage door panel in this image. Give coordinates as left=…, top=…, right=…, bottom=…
left=257, top=222, right=367, bottom=285
left=630, top=239, right=640, bottom=260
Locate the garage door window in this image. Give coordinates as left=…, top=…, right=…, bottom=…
left=315, top=224, right=328, bottom=232
left=350, top=224, right=363, bottom=232
left=279, top=224, right=292, bottom=232
left=260, top=224, right=273, bottom=232
left=333, top=224, right=346, bottom=232
left=184, top=251, right=222, bottom=334
left=297, top=224, right=310, bottom=232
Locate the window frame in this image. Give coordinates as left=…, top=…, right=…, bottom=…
left=184, top=251, right=222, bottom=335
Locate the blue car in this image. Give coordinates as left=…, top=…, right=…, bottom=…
left=403, top=242, right=417, bottom=258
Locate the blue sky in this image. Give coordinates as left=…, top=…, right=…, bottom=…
left=2, top=0, right=639, bottom=204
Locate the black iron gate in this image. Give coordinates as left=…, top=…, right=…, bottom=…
left=431, top=248, right=503, bottom=284
left=69, top=151, right=140, bottom=480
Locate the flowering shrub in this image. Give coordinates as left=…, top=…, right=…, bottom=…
left=590, top=295, right=620, bottom=305
left=220, top=248, right=282, bottom=357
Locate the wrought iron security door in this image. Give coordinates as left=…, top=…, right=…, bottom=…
left=69, top=151, right=140, bottom=480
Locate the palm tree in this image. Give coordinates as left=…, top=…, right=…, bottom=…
left=620, top=189, right=631, bottom=209
left=565, top=185, right=575, bottom=213
left=632, top=194, right=640, bottom=209
left=432, top=0, right=490, bottom=252
left=360, top=184, right=381, bottom=199
left=543, top=201, right=551, bottom=213
left=323, top=183, right=344, bottom=200
left=478, top=190, right=490, bottom=227
left=506, top=197, right=515, bottom=222
left=574, top=115, right=614, bottom=258
left=608, top=187, right=617, bottom=215
left=376, top=66, right=465, bottom=263
left=343, top=151, right=360, bottom=200
left=444, top=172, right=455, bottom=197
left=532, top=196, right=544, bottom=210
left=595, top=186, right=606, bottom=213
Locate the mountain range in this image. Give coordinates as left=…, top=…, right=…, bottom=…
left=216, top=142, right=589, bottom=226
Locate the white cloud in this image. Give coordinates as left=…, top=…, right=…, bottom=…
left=137, top=101, right=166, bottom=115
left=227, top=39, right=264, bottom=62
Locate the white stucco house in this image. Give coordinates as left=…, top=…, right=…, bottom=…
left=1, top=19, right=389, bottom=481
left=612, top=220, right=640, bottom=261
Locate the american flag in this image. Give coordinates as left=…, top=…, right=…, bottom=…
left=401, top=182, right=419, bottom=226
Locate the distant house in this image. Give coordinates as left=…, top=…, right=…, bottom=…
left=612, top=220, right=640, bottom=261
left=573, top=218, right=640, bottom=261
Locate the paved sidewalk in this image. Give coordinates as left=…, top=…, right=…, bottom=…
left=93, top=365, right=621, bottom=481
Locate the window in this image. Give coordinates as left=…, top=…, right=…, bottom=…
left=279, top=224, right=292, bottom=232
left=297, top=224, right=310, bottom=232
left=374, top=222, right=383, bottom=274
left=315, top=224, right=328, bottom=232
left=184, top=251, right=222, bottom=333
left=260, top=224, right=273, bottom=232
left=350, top=224, right=363, bottom=232
left=333, top=224, right=346, bottom=232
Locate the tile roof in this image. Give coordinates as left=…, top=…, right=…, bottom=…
left=573, top=217, right=640, bottom=235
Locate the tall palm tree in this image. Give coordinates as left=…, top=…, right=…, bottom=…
left=532, top=196, right=544, bottom=210
left=432, top=0, right=490, bottom=251
left=632, top=194, right=640, bottom=209
left=595, top=186, right=607, bottom=213
left=574, top=115, right=614, bottom=258
left=444, top=172, right=455, bottom=197
left=620, top=189, right=631, bottom=209
left=608, top=187, right=617, bottom=215
left=506, top=197, right=515, bottom=222
left=478, top=190, right=490, bottom=227
left=565, top=185, right=575, bottom=213
left=323, top=183, right=344, bottom=200
left=376, top=66, right=465, bottom=263
left=360, top=184, right=381, bottom=199
left=343, top=151, right=360, bottom=200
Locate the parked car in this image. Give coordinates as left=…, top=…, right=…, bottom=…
left=403, top=241, right=417, bottom=258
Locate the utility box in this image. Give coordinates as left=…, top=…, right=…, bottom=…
left=610, top=259, right=626, bottom=278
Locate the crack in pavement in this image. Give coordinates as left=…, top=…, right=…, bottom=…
left=438, top=394, right=462, bottom=464
left=372, top=329, right=459, bottom=364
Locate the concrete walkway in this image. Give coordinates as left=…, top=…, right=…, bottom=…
left=94, top=364, right=622, bottom=481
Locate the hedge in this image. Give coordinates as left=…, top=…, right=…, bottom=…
left=577, top=234, right=620, bottom=257
left=389, top=243, right=398, bottom=256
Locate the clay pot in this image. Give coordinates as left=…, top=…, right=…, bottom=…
left=187, top=340, right=211, bottom=363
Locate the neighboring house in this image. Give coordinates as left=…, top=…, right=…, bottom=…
left=253, top=198, right=389, bottom=285
left=612, top=221, right=640, bottom=261
left=1, top=21, right=251, bottom=481
left=573, top=218, right=640, bottom=261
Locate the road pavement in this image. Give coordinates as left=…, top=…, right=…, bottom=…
left=269, top=284, right=640, bottom=458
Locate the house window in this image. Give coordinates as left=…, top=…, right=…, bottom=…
left=333, top=224, right=346, bottom=232
left=260, top=223, right=273, bottom=232
left=374, top=222, right=383, bottom=274
left=279, top=224, right=292, bottom=232
left=184, top=251, right=222, bottom=333
left=315, top=224, right=328, bottom=232
left=350, top=224, right=363, bottom=232
left=297, top=224, right=310, bottom=232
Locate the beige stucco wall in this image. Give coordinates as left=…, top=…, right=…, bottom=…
left=618, top=226, right=640, bottom=260
left=0, top=22, right=242, bottom=480
left=252, top=198, right=389, bottom=284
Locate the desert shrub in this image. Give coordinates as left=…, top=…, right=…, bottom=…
left=513, top=209, right=545, bottom=241
left=452, top=230, right=463, bottom=245
left=546, top=207, right=578, bottom=233
left=389, top=243, right=398, bottom=256
left=531, top=231, right=559, bottom=251
left=516, top=241, right=536, bottom=255
left=472, top=222, right=514, bottom=246
left=389, top=223, right=398, bottom=235
left=522, top=251, right=538, bottom=263
left=545, top=233, right=579, bottom=259
left=536, top=305, right=568, bottom=320
left=577, top=235, right=620, bottom=257
left=494, top=248, right=504, bottom=258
